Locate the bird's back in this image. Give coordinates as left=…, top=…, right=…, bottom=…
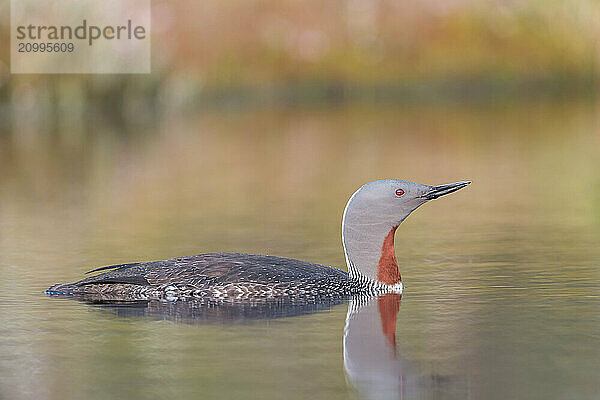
left=47, top=253, right=351, bottom=302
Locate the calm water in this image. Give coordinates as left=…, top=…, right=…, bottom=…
left=1, top=102, right=599, bottom=399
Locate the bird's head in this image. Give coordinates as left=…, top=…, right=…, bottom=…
left=342, top=178, right=471, bottom=288
left=344, top=179, right=471, bottom=227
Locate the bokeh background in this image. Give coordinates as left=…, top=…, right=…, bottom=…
left=1, top=0, right=599, bottom=125
left=1, top=0, right=599, bottom=252
left=1, top=1, right=600, bottom=400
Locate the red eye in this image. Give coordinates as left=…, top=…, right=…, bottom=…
left=395, top=189, right=405, bottom=197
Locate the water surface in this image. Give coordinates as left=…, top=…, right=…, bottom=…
left=1, top=102, right=599, bottom=399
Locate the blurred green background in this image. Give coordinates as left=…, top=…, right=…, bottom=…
left=1, top=0, right=599, bottom=124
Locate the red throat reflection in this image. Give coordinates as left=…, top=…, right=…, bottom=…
left=377, top=293, right=402, bottom=352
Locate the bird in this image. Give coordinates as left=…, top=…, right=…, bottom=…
left=46, top=179, right=470, bottom=302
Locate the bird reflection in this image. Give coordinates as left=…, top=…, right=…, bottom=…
left=77, top=296, right=347, bottom=322
left=343, top=293, right=422, bottom=400
left=65, top=292, right=463, bottom=398
left=344, top=294, right=465, bottom=400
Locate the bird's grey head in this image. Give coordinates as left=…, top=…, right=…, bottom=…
left=342, top=179, right=471, bottom=288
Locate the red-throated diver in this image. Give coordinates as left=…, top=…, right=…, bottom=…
left=46, top=179, right=470, bottom=302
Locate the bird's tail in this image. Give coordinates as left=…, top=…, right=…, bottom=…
left=45, top=282, right=78, bottom=296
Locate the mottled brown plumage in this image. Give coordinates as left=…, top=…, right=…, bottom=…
left=47, top=253, right=355, bottom=302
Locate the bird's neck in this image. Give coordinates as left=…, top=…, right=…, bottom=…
left=342, top=216, right=402, bottom=285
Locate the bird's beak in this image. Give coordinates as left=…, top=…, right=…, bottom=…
left=422, top=180, right=471, bottom=200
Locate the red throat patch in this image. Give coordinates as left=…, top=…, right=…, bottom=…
left=377, top=225, right=401, bottom=285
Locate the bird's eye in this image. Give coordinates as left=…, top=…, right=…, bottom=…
left=395, top=189, right=405, bottom=197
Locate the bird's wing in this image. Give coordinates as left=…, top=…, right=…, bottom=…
left=70, top=253, right=347, bottom=288
left=85, top=262, right=141, bottom=274
left=67, top=261, right=153, bottom=288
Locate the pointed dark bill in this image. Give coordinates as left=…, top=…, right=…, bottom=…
left=422, top=181, right=471, bottom=200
